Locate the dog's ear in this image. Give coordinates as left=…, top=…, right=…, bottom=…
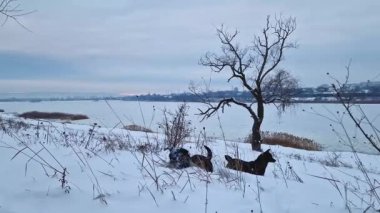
left=265, top=149, right=271, bottom=153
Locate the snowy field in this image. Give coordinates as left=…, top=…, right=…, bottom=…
left=0, top=112, right=379, bottom=213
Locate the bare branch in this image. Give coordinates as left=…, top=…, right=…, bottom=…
left=262, top=69, right=298, bottom=105
left=330, top=63, right=380, bottom=153
left=0, top=0, right=35, bottom=31
left=332, top=84, right=380, bottom=153
left=258, top=16, right=297, bottom=84
left=198, top=97, right=258, bottom=122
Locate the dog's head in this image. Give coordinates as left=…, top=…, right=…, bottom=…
left=169, top=148, right=190, bottom=162
left=168, top=147, right=191, bottom=169
left=262, top=149, right=276, bottom=163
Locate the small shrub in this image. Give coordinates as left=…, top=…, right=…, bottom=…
left=251, top=131, right=322, bottom=151
left=284, top=161, right=304, bottom=183
left=0, top=118, right=5, bottom=132
left=19, top=111, right=89, bottom=120
left=320, top=152, right=353, bottom=168
left=2, top=118, right=30, bottom=133
left=103, top=137, right=123, bottom=152
left=158, top=103, right=193, bottom=148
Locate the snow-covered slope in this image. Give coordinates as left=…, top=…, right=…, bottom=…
left=0, top=113, right=379, bottom=213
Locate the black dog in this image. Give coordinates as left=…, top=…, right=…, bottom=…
left=167, top=145, right=213, bottom=172
left=190, top=145, right=213, bottom=172
left=224, top=149, right=276, bottom=176
left=168, top=147, right=191, bottom=169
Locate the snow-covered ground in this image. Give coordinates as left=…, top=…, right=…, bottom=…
left=0, top=113, right=379, bottom=213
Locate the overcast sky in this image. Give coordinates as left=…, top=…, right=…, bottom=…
left=0, top=0, right=379, bottom=95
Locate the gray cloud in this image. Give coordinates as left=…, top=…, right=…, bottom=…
left=0, top=0, right=379, bottom=93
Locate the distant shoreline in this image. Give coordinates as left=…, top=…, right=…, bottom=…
left=1, top=97, right=380, bottom=104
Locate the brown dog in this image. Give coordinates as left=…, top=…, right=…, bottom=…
left=224, top=149, right=276, bottom=176
left=190, top=145, right=213, bottom=172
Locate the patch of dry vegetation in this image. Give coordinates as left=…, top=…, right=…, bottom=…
left=124, top=124, right=153, bottom=133
left=19, top=111, right=89, bottom=121
left=261, top=131, right=322, bottom=151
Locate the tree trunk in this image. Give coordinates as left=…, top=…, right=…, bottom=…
left=250, top=97, right=264, bottom=151
left=250, top=121, right=262, bottom=151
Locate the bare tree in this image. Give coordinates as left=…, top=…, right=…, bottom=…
left=195, top=16, right=298, bottom=151
left=0, top=0, right=33, bottom=29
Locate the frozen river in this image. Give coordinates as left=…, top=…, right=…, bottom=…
left=1, top=100, right=379, bottom=153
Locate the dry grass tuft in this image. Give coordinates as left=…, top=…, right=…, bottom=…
left=261, top=131, right=322, bottom=151
left=124, top=124, right=153, bottom=133
left=19, top=111, right=89, bottom=121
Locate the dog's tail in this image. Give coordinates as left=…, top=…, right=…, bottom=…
left=204, top=145, right=212, bottom=159
left=224, top=155, right=233, bottom=162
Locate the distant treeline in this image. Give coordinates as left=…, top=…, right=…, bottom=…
left=123, top=89, right=380, bottom=103
left=122, top=81, right=380, bottom=103
left=1, top=81, right=380, bottom=103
